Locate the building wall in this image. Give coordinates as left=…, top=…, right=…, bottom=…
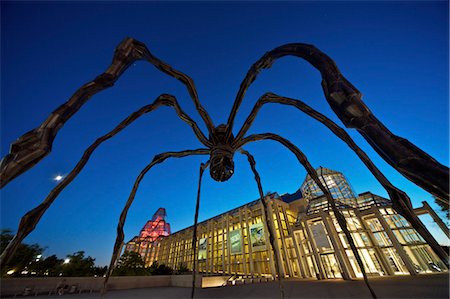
left=132, top=196, right=447, bottom=280
left=155, top=197, right=301, bottom=278
left=294, top=205, right=447, bottom=280
left=124, top=169, right=448, bottom=280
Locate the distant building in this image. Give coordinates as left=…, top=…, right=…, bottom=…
left=124, top=208, right=170, bottom=266
left=124, top=167, right=448, bottom=279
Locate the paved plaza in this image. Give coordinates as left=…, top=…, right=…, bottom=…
left=6, top=274, right=448, bottom=299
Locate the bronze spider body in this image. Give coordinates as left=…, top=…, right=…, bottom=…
left=1, top=38, right=448, bottom=299
left=209, top=124, right=235, bottom=182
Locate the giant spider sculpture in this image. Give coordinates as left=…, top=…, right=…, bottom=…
left=1, top=38, right=448, bottom=299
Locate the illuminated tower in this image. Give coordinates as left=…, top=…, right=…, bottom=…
left=124, top=208, right=171, bottom=266
left=139, top=208, right=171, bottom=241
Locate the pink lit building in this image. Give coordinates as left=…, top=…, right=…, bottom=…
left=125, top=208, right=171, bottom=266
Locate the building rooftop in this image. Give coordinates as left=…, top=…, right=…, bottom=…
left=280, top=189, right=303, bottom=203
left=301, top=166, right=341, bottom=185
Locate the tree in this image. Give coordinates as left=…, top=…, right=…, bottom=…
left=28, top=254, right=63, bottom=276
left=60, top=251, right=96, bottom=277
left=92, top=266, right=107, bottom=277
left=433, top=195, right=449, bottom=219
left=0, top=229, right=13, bottom=253
left=113, top=251, right=148, bottom=276
left=175, top=262, right=189, bottom=275
left=148, top=261, right=173, bottom=275
left=1, top=229, right=44, bottom=276
left=116, top=251, right=144, bottom=269
left=1, top=230, right=104, bottom=277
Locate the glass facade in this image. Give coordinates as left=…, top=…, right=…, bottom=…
left=301, top=167, right=356, bottom=208
left=123, top=169, right=448, bottom=280
left=155, top=197, right=300, bottom=278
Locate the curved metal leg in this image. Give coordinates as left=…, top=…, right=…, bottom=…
left=238, top=133, right=377, bottom=299
left=1, top=37, right=215, bottom=187
left=234, top=92, right=411, bottom=207
left=103, top=149, right=209, bottom=293
left=240, top=149, right=285, bottom=299
left=0, top=93, right=210, bottom=269
left=233, top=92, right=449, bottom=266
left=226, top=43, right=448, bottom=200
left=190, top=161, right=210, bottom=299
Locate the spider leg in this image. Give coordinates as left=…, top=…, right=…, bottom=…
left=233, top=93, right=449, bottom=266
left=1, top=37, right=214, bottom=187
left=225, top=43, right=448, bottom=200
left=139, top=44, right=215, bottom=134
left=234, top=92, right=416, bottom=203
left=102, top=149, right=209, bottom=293
left=0, top=93, right=211, bottom=268
left=239, top=149, right=284, bottom=299
left=190, top=161, right=210, bottom=299
left=0, top=38, right=145, bottom=187
left=238, top=133, right=377, bottom=298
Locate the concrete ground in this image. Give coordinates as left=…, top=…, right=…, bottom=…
left=7, top=274, right=449, bottom=299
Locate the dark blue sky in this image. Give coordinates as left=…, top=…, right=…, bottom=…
left=1, top=2, right=448, bottom=266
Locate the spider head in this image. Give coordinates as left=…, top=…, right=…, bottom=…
left=209, top=124, right=235, bottom=182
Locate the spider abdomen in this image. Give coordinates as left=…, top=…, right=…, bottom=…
left=210, top=147, right=234, bottom=182
left=209, top=124, right=235, bottom=182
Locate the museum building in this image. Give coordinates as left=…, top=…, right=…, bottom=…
left=125, top=167, right=448, bottom=280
